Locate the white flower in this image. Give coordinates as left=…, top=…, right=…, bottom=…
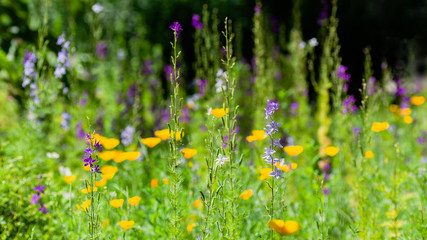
left=47, top=152, right=60, bottom=159
left=59, top=166, right=72, bottom=176
left=215, top=154, right=229, bottom=166
left=215, top=69, right=227, bottom=93
left=207, top=107, right=212, bottom=115
left=92, top=3, right=104, bottom=13
left=298, top=41, right=306, bottom=49
left=308, top=38, right=318, bottom=47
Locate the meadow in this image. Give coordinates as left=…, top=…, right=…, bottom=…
left=0, top=0, right=426, bottom=239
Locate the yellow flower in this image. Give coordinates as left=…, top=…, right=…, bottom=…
left=80, top=199, right=91, bottom=211
left=258, top=168, right=272, bottom=180
left=389, top=104, right=398, bottom=113
left=82, top=186, right=97, bottom=193
left=246, top=135, right=257, bottom=142
left=411, top=96, right=425, bottom=106
left=399, top=108, right=411, bottom=116
left=268, top=219, right=300, bottom=236
left=188, top=161, right=193, bottom=167
left=365, top=151, right=374, bottom=159
left=193, top=199, right=203, bottom=209
left=171, top=130, right=183, bottom=141
left=63, top=175, right=76, bottom=184
left=95, top=178, right=107, bottom=187
left=211, top=108, right=229, bottom=118
left=100, top=166, right=118, bottom=180
left=101, top=219, right=110, bottom=227
left=162, top=178, right=169, bottom=184
left=113, top=151, right=141, bottom=162
left=404, top=115, right=413, bottom=124
left=239, top=189, right=253, bottom=200
left=141, top=137, right=161, bottom=148
left=83, top=165, right=91, bottom=171
left=128, top=196, right=141, bottom=206
left=187, top=222, right=196, bottom=232
left=110, top=199, right=124, bottom=208
left=371, top=122, right=389, bottom=132
left=99, top=150, right=120, bottom=161
left=94, top=134, right=120, bottom=149
left=181, top=148, right=197, bottom=159
left=275, top=162, right=297, bottom=172
left=284, top=145, right=304, bottom=156
left=151, top=179, right=158, bottom=188
left=154, top=129, right=170, bottom=140
left=118, top=220, right=134, bottom=230
left=324, top=146, right=339, bottom=157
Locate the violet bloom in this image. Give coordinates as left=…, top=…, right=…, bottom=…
left=263, top=147, right=276, bottom=164
left=34, top=184, right=46, bottom=194
left=353, top=127, right=361, bottom=136
left=180, top=107, right=189, bottom=123
left=169, top=22, right=183, bottom=38
left=342, top=95, right=357, bottom=114
left=30, top=194, right=41, bottom=205
left=395, top=78, right=407, bottom=96
left=96, top=41, right=108, bottom=59
left=22, top=50, right=37, bottom=87
left=192, top=14, right=203, bottom=30
left=121, top=125, right=135, bottom=146
left=323, top=189, right=331, bottom=196
left=317, top=0, right=330, bottom=25
left=290, top=102, right=299, bottom=116
left=337, top=65, right=351, bottom=82
left=61, top=112, right=71, bottom=130
left=273, top=138, right=283, bottom=148
left=269, top=167, right=283, bottom=179
left=92, top=164, right=102, bottom=174
left=55, top=34, right=70, bottom=79
left=368, top=77, right=377, bottom=95
left=142, top=60, right=154, bottom=75
left=196, top=79, right=207, bottom=96
left=161, top=108, right=170, bottom=123
left=265, top=120, right=280, bottom=136
left=254, top=5, right=261, bottom=15
left=38, top=204, right=49, bottom=214
left=264, top=100, right=279, bottom=119
left=164, top=64, right=174, bottom=82
left=76, top=122, right=85, bottom=139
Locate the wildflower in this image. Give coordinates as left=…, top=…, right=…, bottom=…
left=246, top=130, right=266, bottom=142
left=22, top=50, right=37, bottom=88
left=404, top=115, right=413, bottom=124
left=101, top=219, right=110, bottom=227
left=84, top=155, right=96, bottom=167
left=273, top=138, right=283, bottom=148
left=118, top=221, right=135, bottom=230
left=258, top=168, right=272, bottom=180
left=63, top=175, right=76, bottom=184
left=371, top=122, right=389, bottom=132
left=411, top=96, right=425, bottom=106
left=308, top=38, right=318, bottom=47
left=269, top=167, right=283, bottom=179
left=211, top=108, right=229, bottom=118
left=216, top=154, right=229, bottom=166
left=151, top=179, right=158, bottom=188
left=268, top=219, right=300, bottom=235
left=121, top=126, right=135, bottom=146
left=55, top=35, right=70, bottom=79
left=368, top=77, right=377, bottom=95
left=169, top=22, right=183, bottom=38
left=317, top=0, right=330, bottom=25
left=99, top=150, right=120, bottom=161
left=284, top=145, right=304, bottom=157
left=342, top=95, right=357, bottom=114
left=264, top=100, right=279, bottom=119
left=34, top=184, right=46, bottom=194
left=95, top=41, right=108, bottom=59
left=192, top=14, right=203, bottom=30
left=80, top=200, right=91, bottom=211
left=323, top=189, right=331, bottom=195
left=30, top=194, right=41, bottom=205
left=95, top=178, right=106, bottom=187
left=290, top=102, right=299, bottom=116
left=264, top=120, right=280, bottom=136
left=92, top=3, right=104, bottom=13
left=128, top=196, right=141, bottom=206
left=115, top=151, right=141, bottom=162
left=215, top=69, right=227, bottom=93
left=193, top=199, right=203, bottom=209
left=254, top=5, right=261, bottom=15
left=141, top=137, right=161, bottom=148
left=187, top=222, right=196, bottom=232
left=276, top=162, right=298, bottom=172
left=324, top=146, right=339, bottom=157
left=196, top=79, right=207, bottom=96
left=154, top=129, right=170, bottom=140
left=92, top=164, right=101, bottom=174
left=181, top=148, right=197, bottom=159
left=298, top=41, right=306, bottom=49
left=38, top=204, right=48, bottom=214
left=162, top=179, right=169, bottom=184
left=110, top=199, right=124, bottom=208
left=101, top=166, right=118, bottom=180
left=239, top=189, right=253, bottom=200
left=263, top=147, right=277, bottom=164
left=365, top=151, right=374, bottom=159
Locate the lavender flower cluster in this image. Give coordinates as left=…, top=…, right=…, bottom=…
left=30, top=175, right=48, bottom=214
left=55, top=34, right=70, bottom=79
left=84, top=134, right=102, bottom=173
left=263, top=100, right=283, bottom=179
left=23, top=50, right=40, bottom=105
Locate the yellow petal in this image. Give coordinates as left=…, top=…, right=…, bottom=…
left=95, top=178, right=107, bottom=187
left=99, top=151, right=120, bottom=161
left=82, top=186, right=97, bottom=193
left=181, top=148, right=197, bottom=159
left=284, top=145, right=304, bottom=156
left=141, top=137, right=161, bottom=148
left=193, top=199, right=203, bottom=209
left=162, top=178, right=169, bottom=184
left=100, top=166, right=118, bottom=180
left=365, top=151, right=374, bottom=159
left=411, top=96, right=425, bottom=106
left=151, top=179, right=158, bottom=188
left=246, top=135, right=257, bottom=142
left=187, top=222, right=196, bottom=232
left=252, top=130, right=266, bottom=140
left=109, top=199, right=124, bottom=208
left=324, top=146, right=339, bottom=157
left=403, top=116, right=413, bottom=124
left=63, top=175, right=76, bottom=184
left=268, top=219, right=300, bottom=236
left=97, top=136, right=120, bottom=150
left=118, top=220, right=134, bottom=230
left=239, top=189, right=253, bottom=200
left=211, top=108, right=229, bottom=118
left=371, top=122, right=389, bottom=132
left=258, top=168, right=272, bottom=180
left=154, top=129, right=170, bottom=140
left=128, top=196, right=141, bottom=206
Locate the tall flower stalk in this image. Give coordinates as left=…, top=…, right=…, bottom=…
left=82, top=129, right=103, bottom=239
left=168, top=21, right=184, bottom=239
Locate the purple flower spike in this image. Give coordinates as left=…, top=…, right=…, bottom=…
left=192, top=14, right=203, bottom=30
left=169, top=22, right=183, bottom=38
left=92, top=165, right=102, bottom=174
left=30, top=194, right=41, bottom=205
left=269, top=167, right=283, bottom=179
left=38, top=204, right=49, bottom=214
left=323, top=189, right=331, bottom=196
left=273, top=138, right=283, bottom=148
left=34, top=184, right=46, bottom=194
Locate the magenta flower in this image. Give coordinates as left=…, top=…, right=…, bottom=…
left=192, top=14, right=203, bottom=30
left=34, top=184, right=46, bottom=194
left=169, top=22, right=183, bottom=38
left=30, top=194, right=41, bottom=205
